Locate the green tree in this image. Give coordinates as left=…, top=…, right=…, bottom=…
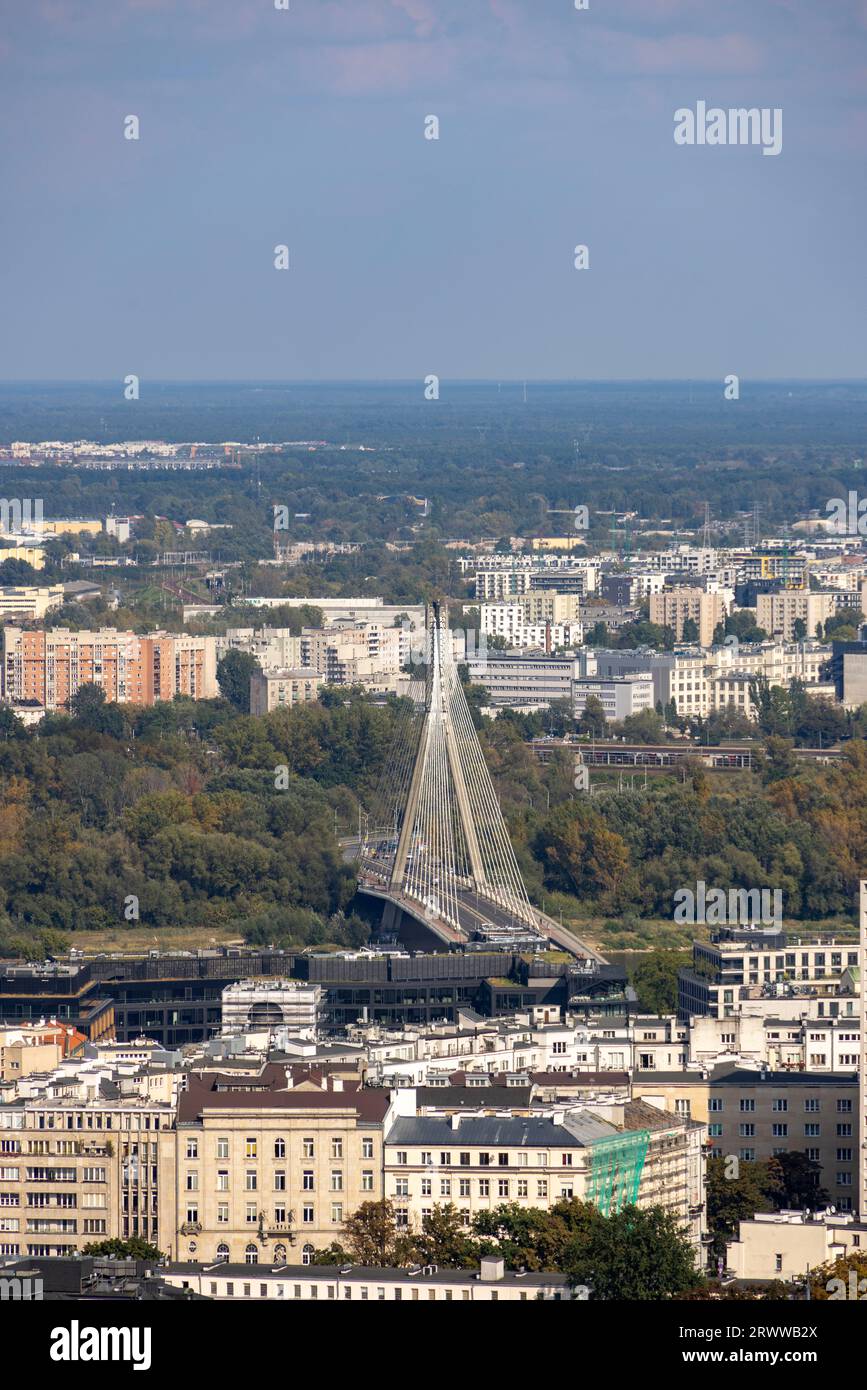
left=216, top=650, right=261, bottom=712
left=82, top=1237, right=163, bottom=1261
left=578, top=694, right=607, bottom=737
left=631, top=951, right=686, bottom=1013
left=564, top=1204, right=700, bottom=1300
left=411, top=1204, right=478, bottom=1268
left=705, top=1157, right=779, bottom=1259
left=338, top=1200, right=408, bottom=1266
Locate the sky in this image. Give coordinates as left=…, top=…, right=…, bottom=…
left=0, top=0, right=865, bottom=381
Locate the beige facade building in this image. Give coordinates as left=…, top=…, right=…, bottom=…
left=249, top=667, right=324, bottom=714
left=649, top=588, right=725, bottom=647
left=756, top=591, right=844, bottom=641
left=0, top=586, right=65, bottom=621
left=0, top=1089, right=175, bottom=1258
left=167, top=1065, right=391, bottom=1265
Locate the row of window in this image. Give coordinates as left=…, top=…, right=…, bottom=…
left=186, top=1170, right=371, bottom=1194
left=391, top=1151, right=570, bottom=1168
left=708, top=1098, right=853, bottom=1113
left=185, top=1137, right=375, bottom=1161
left=394, top=1177, right=552, bottom=1200
left=724, top=1124, right=853, bottom=1138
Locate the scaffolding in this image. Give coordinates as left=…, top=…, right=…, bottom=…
left=587, top=1130, right=650, bottom=1216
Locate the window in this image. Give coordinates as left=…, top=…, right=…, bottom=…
left=274, top=1138, right=285, bottom=1159
left=772, top=1125, right=788, bottom=1138
left=186, top=1139, right=198, bottom=1160
left=331, top=1139, right=343, bottom=1160
left=186, top=1172, right=199, bottom=1192
left=362, top=1171, right=374, bottom=1192
left=395, top=1178, right=409, bottom=1197
left=216, top=1243, right=229, bottom=1262
left=537, top=1180, right=548, bottom=1199
left=303, top=1138, right=315, bottom=1159
left=421, top=1178, right=431, bottom=1196
left=302, top=1244, right=314, bottom=1266
left=498, top=1179, right=509, bottom=1198
left=805, top=1124, right=820, bottom=1138
left=274, top=1171, right=286, bottom=1191
left=459, top=1152, right=471, bottom=1167
left=395, top=1151, right=407, bottom=1166
left=772, top=1099, right=788, bottom=1113
left=440, top=1180, right=451, bottom=1198
left=331, top=1171, right=343, bottom=1192
left=517, top=1179, right=528, bottom=1198
left=838, top=1100, right=853, bottom=1113
left=303, top=1171, right=314, bottom=1191
left=217, top=1204, right=229, bottom=1225
left=245, top=1171, right=258, bottom=1191
left=362, top=1138, right=374, bottom=1159
left=217, top=1171, right=229, bottom=1192
left=303, top=1205, right=314, bottom=1224
left=245, top=1138, right=257, bottom=1160
left=216, top=1137, right=229, bottom=1160
left=804, top=1099, right=820, bottom=1113
left=708, top=1099, right=723, bottom=1112
left=739, top=1099, right=755, bottom=1112
left=479, top=1179, right=490, bottom=1197
left=837, top=1124, right=853, bottom=1137
left=738, top=1124, right=755, bottom=1138
left=245, top=1203, right=257, bottom=1224
left=245, top=1245, right=258, bottom=1265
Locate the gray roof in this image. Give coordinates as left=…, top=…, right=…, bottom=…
left=387, top=1111, right=616, bottom=1148
left=165, top=1261, right=570, bottom=1288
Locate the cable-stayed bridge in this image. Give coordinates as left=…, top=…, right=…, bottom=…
left=352, top=603, right=603, bottom=966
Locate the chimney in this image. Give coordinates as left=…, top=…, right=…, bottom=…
left=450, top=1113, right=461, bottom=1130
left=480, top=1256, right=504, bottom=1283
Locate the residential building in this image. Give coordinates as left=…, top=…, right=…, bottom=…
left=649, top=588, right=725, bottom=646
left=249, top=668, right=324, bottom=714
left=756, top=591, right=844, bottom=641
left=168, top=1065, right=391, bottom=1264
left=1, top=628, right=217, bottom=708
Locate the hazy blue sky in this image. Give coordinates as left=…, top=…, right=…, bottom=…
left=1, top=0, right=865, bottom=380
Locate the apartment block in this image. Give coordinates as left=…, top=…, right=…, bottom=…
left=648, top=588, right=725, bottom=646
left=249, top=667, right=324, bottom=714
left=1, top=628, right=217, bottom=708
left=756, top=591, right=844, bottom=641
left=168, top=1066, right=391, bottom=1265
left=678, top=929, right=859, bottom=1021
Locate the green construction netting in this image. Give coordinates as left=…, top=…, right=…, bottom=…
left=587, top=1130, right=650, bottom=1215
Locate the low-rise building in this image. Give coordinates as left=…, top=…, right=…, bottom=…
left=249, top=667, right=324, bottom=714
